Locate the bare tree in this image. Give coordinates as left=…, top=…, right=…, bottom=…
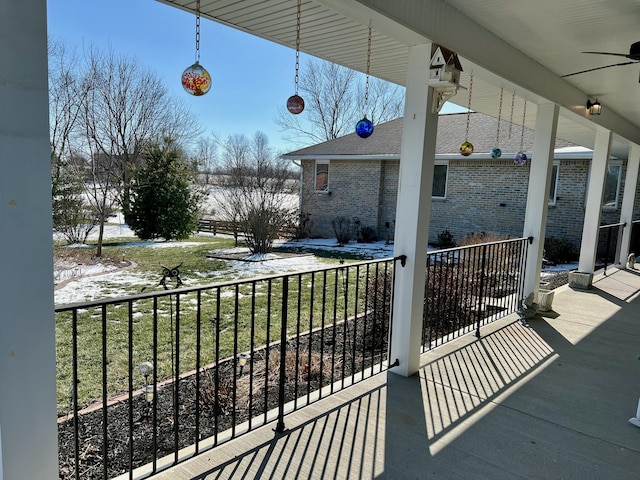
left=275, top=58, right=405, bottom=146
left=193, top=136, right=219, bottom=185
left=75, top=47, right=201, bottom=256
left=214, top=132, right=298, bottom=254
left=49, top=39, right=96, bottom=243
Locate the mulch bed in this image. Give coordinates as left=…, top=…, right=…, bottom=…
left=58, top=312, right=388, bottom=479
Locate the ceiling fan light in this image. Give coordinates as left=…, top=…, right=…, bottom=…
left=587, top=99, right=602, bottom=115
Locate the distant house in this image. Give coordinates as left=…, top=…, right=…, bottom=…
left=283, top=112, right=634, bottom=247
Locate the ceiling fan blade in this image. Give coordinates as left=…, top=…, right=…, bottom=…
left=582, top=51, right=630, bottom=58
left=562, top=61, right=638, bottom=78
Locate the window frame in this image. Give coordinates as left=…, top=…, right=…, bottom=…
left=602, top=160, right=622, bottom=210
left=432, top=160, right=448, bottom=199
left=548, top=161, right=559, bottom=206
left=314, top=159, right=330, bottom=192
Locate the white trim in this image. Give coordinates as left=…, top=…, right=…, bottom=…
left=286, top=151, right=594, bottom=162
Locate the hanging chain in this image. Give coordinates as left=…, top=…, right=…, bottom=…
left=195, top=0, right=201, bottom=63
left=496, top=87, right=503, bottom=145
left=364, top=22, right=372, bottom=115
left=465, top=72, right=473, bottom=140
left=508, top=90, right=515, bottom=138
left=294, top=0, right=301, bottom=94
left=520, top=97, right=528, bottom=150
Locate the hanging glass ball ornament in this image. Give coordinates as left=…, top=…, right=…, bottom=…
left=356, top=116, right=374, bottom=138
left=459, top=141, right=474, bottom=156
left=181, top=62, right=211, bottom=96
left=514, top=151, right=528, bottom=165
left=287, top=94, right=305, bottom=114
left=491, top=147, right=502, bottom=159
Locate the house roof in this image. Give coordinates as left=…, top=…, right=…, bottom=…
left=283, top=112, right=578, bottom=159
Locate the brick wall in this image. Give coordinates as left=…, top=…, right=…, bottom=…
left=301, top=159, right=383, bottom=240
left=300, top=157, right=636, bottom=249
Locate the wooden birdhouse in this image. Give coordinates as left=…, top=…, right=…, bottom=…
left=428, top=45, right=463, bottom=87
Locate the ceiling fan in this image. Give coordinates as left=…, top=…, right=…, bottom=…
left=562, top=41, right=640, bottom=78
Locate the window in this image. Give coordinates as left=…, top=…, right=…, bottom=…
left=315, top=160, right=329, bottom=192
left=548, top=163, right=559, bottom=205
left=603, top=162, right=622, bottom=209
left=433, top=161, right=448, bottom=198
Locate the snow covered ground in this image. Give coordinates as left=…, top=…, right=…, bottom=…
left=54, top=219, right=577, bottom=306
left=53, top=222, right=397, bottom=306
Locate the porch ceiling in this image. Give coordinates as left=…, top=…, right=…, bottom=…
left=157, top=0, right=640, bottom=159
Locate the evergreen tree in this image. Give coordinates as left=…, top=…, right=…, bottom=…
left=125, top=139, right=204, bottom=241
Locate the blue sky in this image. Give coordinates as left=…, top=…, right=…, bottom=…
left=48, top=0, right=302, bottom=152
left=47, top=0, right=462, bottom=153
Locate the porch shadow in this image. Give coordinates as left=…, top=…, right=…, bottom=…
left=380, top=273, right=640, bottom=479
left=153, top=272, right=640, bottom=479
left=183, top=383, right=387, bottom=479
left=380, top=319, right=556, bottom=478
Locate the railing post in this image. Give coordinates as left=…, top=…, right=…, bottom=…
left=475, top=244, right=488, bottom=338
left=604, top=226, right=613, bottom=273
left=275, top=276, right=289, bottom=433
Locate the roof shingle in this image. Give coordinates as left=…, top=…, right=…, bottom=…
left=283, top=112, right=575, bottom=158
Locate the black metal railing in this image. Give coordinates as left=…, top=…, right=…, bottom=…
left=56, top=256, right=401, bottom=480
left=597, top=222, right=626, bottom=272
left=56, top=237, right=532, bottom=479
left=630, top=220, right=640, bottom=259
left=422, top=237, right=531, bottom=351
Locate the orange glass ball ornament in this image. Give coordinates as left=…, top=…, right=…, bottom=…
left=181, top=62, right=211, bottom=96
left=459, top=141, right=474, bottom=156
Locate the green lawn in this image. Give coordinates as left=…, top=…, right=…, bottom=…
left=54, top=234, right=384, bottom=413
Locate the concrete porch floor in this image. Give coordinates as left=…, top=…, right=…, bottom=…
left=153, top=267, right=640, bottom=480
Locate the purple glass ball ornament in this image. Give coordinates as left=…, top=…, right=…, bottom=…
left=459, top=141, right=474, bottom=156
left=514, top=151, right=528, bottom=165
left=491, top=147, right=502, bottom=159
left=356, top=116, right=374, bottom=138
left=287, top=94, right=305, bottom=114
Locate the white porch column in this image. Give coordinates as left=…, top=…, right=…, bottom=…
left=578, top=127, right=613, bottom=273
left=522, top=103, right=559, bottom=301
left=617, top=143, right=640, bottom=265
left=0, top=2, right=58, bottom=479
left=391, top=44, right=438, bottom=377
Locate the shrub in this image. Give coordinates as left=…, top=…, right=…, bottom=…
left=424, top=261, right=477, bottom=343
left=361, top=269, right=393, bottom=351
left=544, top=236, right=578, bottom=265
left=359, top=226, right=377, bottom=243
left=461, top=231, right=510, bottom=246
left=332, top=216, right=354, bottom=246
left=437, top=229, right=456, bottom=248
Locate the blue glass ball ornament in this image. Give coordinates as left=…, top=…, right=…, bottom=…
left=356, top=116, right=374, bottom=138
left=491, top=147, right=502, bottom=159
left=287, top=94, right=305, bottom=114
left=514, top=151, right=528, bottom=165
left=459, top=141, right=474, bottom=156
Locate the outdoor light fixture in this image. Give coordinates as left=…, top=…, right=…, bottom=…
left=138, top=361, right=155, bottom=419
left=139, top=362, right=154, bottom=402
left=139, top=361, right=154, bottom=379
left=587, top=99, right=602, bottom=115
left=237, top=352, right=251, bottom=375
left=143, top=385, right=155, bottom=404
